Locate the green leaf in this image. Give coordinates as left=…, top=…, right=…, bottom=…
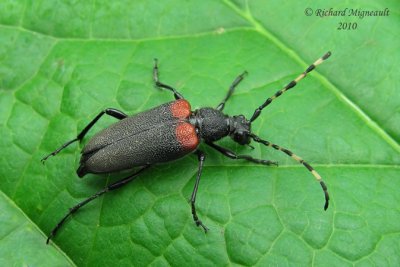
left=0, top=191, right=74, bottom=266
left=1, top=0, right=399, bottom=266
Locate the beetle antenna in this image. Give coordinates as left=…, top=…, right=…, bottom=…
left=250, top=51, right=331, bottom=122
left=250, top=133, right=329, bottom=210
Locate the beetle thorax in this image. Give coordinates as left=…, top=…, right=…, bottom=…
left=190, top=108, right=230, bottom=142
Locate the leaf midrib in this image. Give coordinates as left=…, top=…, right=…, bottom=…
left=222, top=0, right=400, bottom=153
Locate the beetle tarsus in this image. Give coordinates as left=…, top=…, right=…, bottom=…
left=45, top=166, right=150, bottom=244
left=196, top=220, right=209, bottom=233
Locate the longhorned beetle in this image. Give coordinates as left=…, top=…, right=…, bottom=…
left=42, top=52, right=331, bottom=244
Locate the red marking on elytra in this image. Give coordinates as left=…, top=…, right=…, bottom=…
left=175, top=122, right=199, bottom=150
left=170, top=99, right=191, bottom=119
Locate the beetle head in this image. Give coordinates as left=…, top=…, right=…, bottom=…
left=229, top=115, right=251, bottom=145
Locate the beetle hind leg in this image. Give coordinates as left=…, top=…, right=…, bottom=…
left=46, top=165, right=150, bottom=244
left=190, top=150, right=209, bottom=232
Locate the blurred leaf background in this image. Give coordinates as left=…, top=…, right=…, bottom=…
left=0, top=0, right=399, bottom=266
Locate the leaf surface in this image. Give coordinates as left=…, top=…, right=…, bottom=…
left=0, top=1, right=399, bottom=266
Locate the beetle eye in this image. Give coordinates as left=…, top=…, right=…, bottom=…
left=233, top=131, right=250, bottom=145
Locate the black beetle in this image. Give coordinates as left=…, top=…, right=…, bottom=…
left=42, top=52, right=331, bottom=243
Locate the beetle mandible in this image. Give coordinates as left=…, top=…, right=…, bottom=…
left=42, top=52, right=331, bottom=243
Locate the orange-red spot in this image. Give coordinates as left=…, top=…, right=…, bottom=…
left=170, top=99, right=191, bottom=119
left=175, top=122, right=199, bottom=151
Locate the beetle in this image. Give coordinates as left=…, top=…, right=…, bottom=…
left=42, top=52, right=331, bottom=244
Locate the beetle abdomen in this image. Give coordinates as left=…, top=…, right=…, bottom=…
left=77, top=99, right=198, bottom=177
left=82, top=99, right=191, bottom=155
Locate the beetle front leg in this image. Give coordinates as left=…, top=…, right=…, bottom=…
left=190, top=150, right=208, bottom=232
left=216, top=71, right=247, bottom=111
left=207, top=142, right=278, bottom=166
left=41, top=108, right=128, bottom=162
left=153, top=59, right=184, bottom=100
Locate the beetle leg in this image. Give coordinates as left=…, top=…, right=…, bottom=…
left=153, top=58, right=184, bottom=100
left=216, top=71, right=248, bottom=111
left=190, top=150, right=209, bottom=232
left=46, top=165, right=150, bottom=244
left=41, top=108, right=127, bottom=162
left=206, top=142, right=278, bottom=166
